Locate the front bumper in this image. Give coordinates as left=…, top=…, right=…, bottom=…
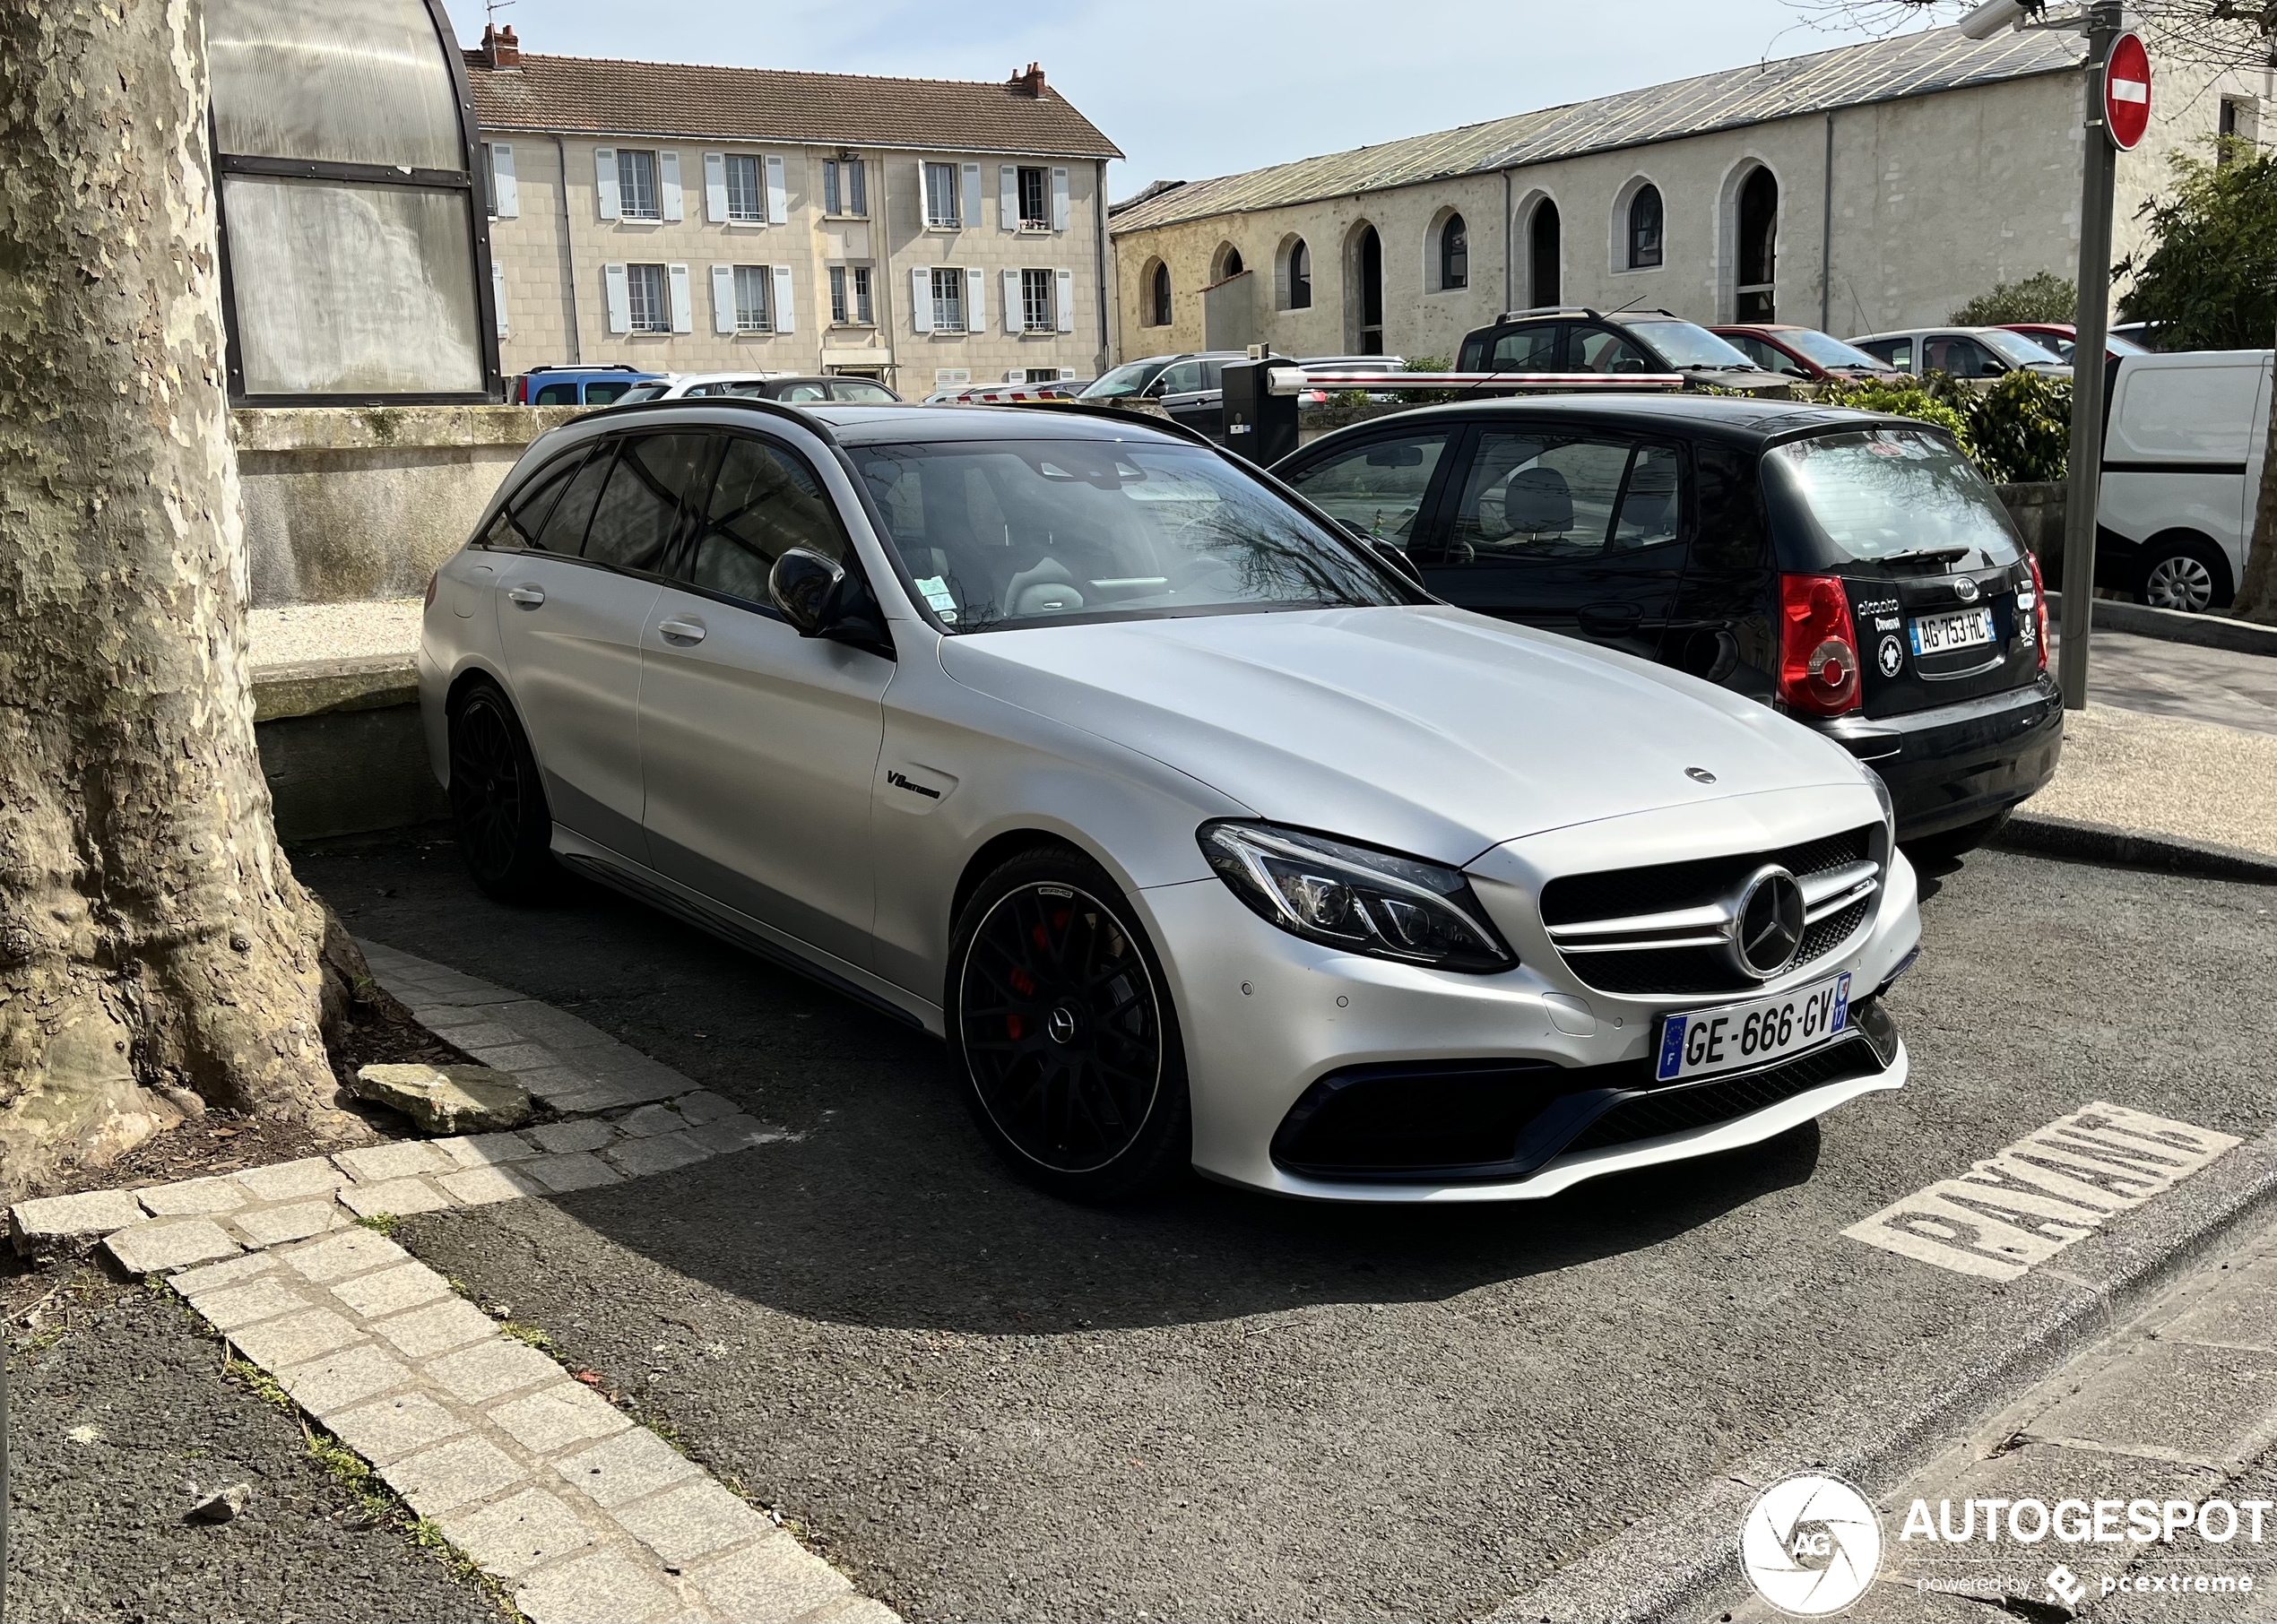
left=1811, top=674, right=2063, bottom=840
left=1137, top=824, right=1919, bottom=1204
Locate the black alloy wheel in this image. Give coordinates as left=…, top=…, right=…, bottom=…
left=950, top=850, right=1190, bottom=1200
left=447, top=682, right=556, bottom=902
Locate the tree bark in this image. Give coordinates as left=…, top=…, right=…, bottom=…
left=0, top=0, right=356, bottom=1194
left=2235, top=376, right=2277, bottom=624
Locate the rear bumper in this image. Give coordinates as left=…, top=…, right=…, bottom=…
left=1810, top=674, right=2064, bottom=840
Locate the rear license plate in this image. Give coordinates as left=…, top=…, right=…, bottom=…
left=1909, top=606, right=1995, bottom=656
left=1654, top=972, right=1851, bottom=1084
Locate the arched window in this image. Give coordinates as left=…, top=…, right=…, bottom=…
left=1223, top=247, right=1243, bottom=279
left=1440, top=212, right=1468, bottom=290
left=1627, top=185, right=1663, bottom=270
left=1148, top=260, right=1171, bottom=326
left=1528, top=200, right=1561, bottom=306
left=1736, top=167, right=1779, bottom=322
left=1287, top=238, right=1312, bottom=308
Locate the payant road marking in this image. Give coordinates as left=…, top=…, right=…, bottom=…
left=1842, top=1102, right=2241, bottom=1282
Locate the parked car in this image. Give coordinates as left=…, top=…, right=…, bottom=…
left=617, top=374, right=903, bottom=404
left=1457, top=308, right=1789, bottom=391
left=423, top=398, right=1918, bottom=1202
left=1078, top=354, right=1409, bottom=438
left=1847, top=327, right=2068, bottom=379
left=513, top=365, right=661, bottom=406
left=1274, top=394, right=2063, bottom=856
left=1998, top=323, right=2151, bottom=366
left=2109, top=321, right=2166, bottom=352
left=1710, top=324, right=1903, bottom=382
left=2097, top=349, right=2273, bottom=611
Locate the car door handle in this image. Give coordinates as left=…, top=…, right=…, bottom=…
left=506, top=586, right=546, bottom=608
left=657, top=618, right=707, bottom=644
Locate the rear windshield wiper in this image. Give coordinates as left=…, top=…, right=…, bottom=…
left=1876, top=546, right=1973, bottom=567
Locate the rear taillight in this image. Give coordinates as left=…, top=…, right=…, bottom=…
left=1778, top=574, right=1861, bottom=715
left=2025, top=553, right=2049, bottom=670
left=424, top=570, right=438, bottom=610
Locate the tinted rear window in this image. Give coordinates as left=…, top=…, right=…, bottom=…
left=1764, top=428, right=2020, bottom=569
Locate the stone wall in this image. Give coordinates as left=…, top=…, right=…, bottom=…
left=234, top=405, right=578, bottom=607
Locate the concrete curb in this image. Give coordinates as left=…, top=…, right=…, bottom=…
left=1996, top=811, right=2277, bottom=885
left=2045, top=590, right=2277, bottom=659
left=1485, top=1127, right=2277, bottom=1624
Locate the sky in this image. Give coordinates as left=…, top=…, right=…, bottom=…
left=437, top=0, right=1951, bottom=203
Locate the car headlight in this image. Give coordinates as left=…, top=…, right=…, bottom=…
left=1199, top=821, right=1516, bottom=972
left=1867, top=768, right=1896, bottom=848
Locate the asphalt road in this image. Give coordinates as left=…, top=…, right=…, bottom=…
left=2056, top=625, right=2277, bottom=737
left=299, top=836, right=2277, bottom=1624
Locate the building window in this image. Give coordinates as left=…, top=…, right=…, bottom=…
left=618, top=149, right=660, bottom=220
left=1626, top=184, right=1663, bottom=270
left=627, top=262, right=669, bottom=332
left=722, top=154, right=762, bottom=223
left=731, top=265, right=771, bottom=333
left=923, top=161, right=960, bottom=228
left=1148, top=260, right=1171, bottom=326
left=1439, top=213, right=1467, bottom=290
left=1021, top=268, right=1053, bottom=332
left=1017, top=166, right=1048, bottom=229
left=931, top=266, right=965, bottom=332
left=830, top=264, right=873, bottom=324
left=825, top=157, right=867, bottom=216
left=1287, top=238, right=1311, bottom=308
left=1219, top=246, right=1243, bottom=280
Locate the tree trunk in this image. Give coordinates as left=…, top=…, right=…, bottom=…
left=0, top=0, right=358, bottom=1194
left=2236, top=361, right=2277, bottom=624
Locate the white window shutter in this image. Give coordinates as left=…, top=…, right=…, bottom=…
left=491, top=143, right=518, bottom=219
left=491, top=261, right=508, bottom=337
left=595, top=148, right=619, bottom=220
left=911, top=267, right=932, bottom=333
left=1000, top=165, right=1017, bottom=230
left=1052, top=167, right=1069, bottom=232
left=711, top=264, right=736, bottom=334
left=765, top=154, right=787, bottom=225
left=1002, top=269, right=1021, bottom=333
left=916, top=160, right=931, bottom=222
left=965, top=266, right=985, bottom=333
left=660, top=151, right=683, bottom=220
left=1055, top=267, right=1075, bottom=333
left=703, top=152, right=729, bottom=223
left=961, top=162, right=982, bottom=229
left=603, top=263, right=630, bottom=333
left=771, top=264, right=795, bottom=333
left=668, top=263, right=693, bottom=333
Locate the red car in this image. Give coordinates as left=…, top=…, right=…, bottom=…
left=1998, top=323, right=2151, bottom=365
left=1710, top=324, right=1903, bottom=382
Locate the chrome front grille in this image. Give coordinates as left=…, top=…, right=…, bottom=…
left=1539, top=825, right=1881, bottom=997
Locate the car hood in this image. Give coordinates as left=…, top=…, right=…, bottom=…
left=937, top=606, right=1866, bottom=865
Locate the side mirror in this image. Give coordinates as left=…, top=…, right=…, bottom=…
left=1370, top=538, right=1424, bottom=590
left=769, top=547, right=841, bottom=633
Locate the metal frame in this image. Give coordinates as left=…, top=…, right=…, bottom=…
left=213, top=0, right=503, bottom=406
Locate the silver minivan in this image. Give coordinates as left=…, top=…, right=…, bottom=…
left=2098, top=349, right=2273, bottom=612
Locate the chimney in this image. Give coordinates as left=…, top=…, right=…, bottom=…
left=481, top=23, right=521, bottom=69
left=1008, top=61, right=1047, bottom=99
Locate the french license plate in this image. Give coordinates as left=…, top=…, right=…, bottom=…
left=1654, top=972, right=1851, bottom=1084
left=1909, top=606, right=1995, bottom=656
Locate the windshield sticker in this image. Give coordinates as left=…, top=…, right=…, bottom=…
left=913, top=574, right=959, bottom=623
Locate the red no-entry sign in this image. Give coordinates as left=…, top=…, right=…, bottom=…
left=2105, top=30, right=2151, bottom=150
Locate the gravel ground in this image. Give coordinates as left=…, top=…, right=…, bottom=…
left=297, top=835, right=2277, bottom=1624
left=248, top=600, right=420, bottom=671
left=5, top=1268, right=499, bottom=1624
left=2029, top=703, right=2277, bottom=859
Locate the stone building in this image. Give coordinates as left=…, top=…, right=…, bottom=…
left=464, top=28, right=1121, bottom=392
left=1106, top=25, right=2269, bottom=364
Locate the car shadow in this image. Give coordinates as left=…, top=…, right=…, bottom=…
left=304, top=834, right=1823, bottom=1337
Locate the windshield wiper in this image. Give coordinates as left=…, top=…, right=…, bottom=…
left=1878, top=546, right=1973, bottom=566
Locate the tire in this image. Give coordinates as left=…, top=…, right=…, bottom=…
left=1902, top=808, right=2011, bottom=865
left=446, top=680, right=558, bottom=903
left=947, top=846, right=1191, bottom=1202
left=2135, top=531, right=2235, bottom=613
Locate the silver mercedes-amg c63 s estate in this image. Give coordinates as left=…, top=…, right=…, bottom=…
left=420, top=400, right=1919, bottom=1203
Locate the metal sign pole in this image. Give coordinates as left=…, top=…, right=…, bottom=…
left=2059, top=2, right=2124, bottom=711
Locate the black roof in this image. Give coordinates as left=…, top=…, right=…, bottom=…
left=1300, top=392, right=1938, bottom=452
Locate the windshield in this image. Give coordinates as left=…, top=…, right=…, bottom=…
left=1765, top=428, right=2022, bottom=567
left=1079, top=360, right=1168, bottom=400
left=613, top=384, right=667, bottom=403
left=1977, top=329, right=2064, bottom=366
left=1625, top=320, right=1756, bottom=369
left=1780, top=329, right=1891, bottom=370
left=854, top=438, right=1406, bottom=633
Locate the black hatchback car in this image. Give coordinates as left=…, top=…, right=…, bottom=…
left=1273, top=394, right=2063, bottom=854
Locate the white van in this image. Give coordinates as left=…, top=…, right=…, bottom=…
left=2098, top=349, right=2272, bottom=611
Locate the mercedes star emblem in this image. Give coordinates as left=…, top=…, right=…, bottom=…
left=1685, top=766, right=1718, bottom=784
left=1731, top=865, right=1807, bottom=980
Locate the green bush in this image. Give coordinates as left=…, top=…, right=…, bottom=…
left=1396, top=354, right=1455, bottom=405
left=1813, top=370, right=2073, bottom=485
left=1950, top=272, right=2076, bottom=326
left=1813, top=377, right=1978, bottom=458
left=2117, top=146, right=2277, bottom=350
